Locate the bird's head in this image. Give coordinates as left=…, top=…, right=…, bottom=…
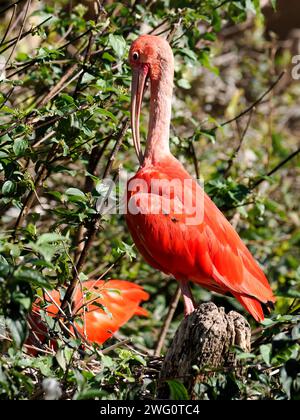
left=129, top=35, right=174, bottom=164
left=129, top=34, right=173, bottom=80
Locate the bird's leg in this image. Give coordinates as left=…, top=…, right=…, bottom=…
left=179, top=280, right=195, bottom=317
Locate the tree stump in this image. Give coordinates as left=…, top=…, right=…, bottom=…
left=158, top=302, right=251, bottom=398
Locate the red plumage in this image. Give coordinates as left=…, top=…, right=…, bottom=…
left=27, top=279, right=149, bottom=353
left=126, top=157, right=275, bottom=322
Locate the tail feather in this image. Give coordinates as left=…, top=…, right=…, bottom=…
left=232, top=293, right=265, bottom=322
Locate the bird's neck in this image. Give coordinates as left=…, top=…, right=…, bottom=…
left=143, top=67, right=173, bottom=165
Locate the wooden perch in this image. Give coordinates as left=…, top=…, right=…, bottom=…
left=158, top=302, right=251, bottom=398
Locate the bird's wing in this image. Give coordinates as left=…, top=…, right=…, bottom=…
left=202, top=193, right=275, bottom=304
left=126, top=180, right=274, bottom=309
left=40, top=280, right=149, bottom=345
left=73, top=280, right=149, bottom=344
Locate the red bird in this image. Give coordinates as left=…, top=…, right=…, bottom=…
left=28, top=279, right=149, bottom=351
left=125, top=35, right=275, bottom=322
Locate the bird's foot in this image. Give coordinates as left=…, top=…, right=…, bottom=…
left=184, top=301, right=195, bottom=318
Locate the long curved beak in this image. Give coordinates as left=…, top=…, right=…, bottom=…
left=131, top=66, right=148, bottom=165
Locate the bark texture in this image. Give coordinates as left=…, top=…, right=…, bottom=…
left=158, top=302, right=251, bottom=398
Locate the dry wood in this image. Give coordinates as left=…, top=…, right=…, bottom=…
left=158, top=302, right=251, bottom=398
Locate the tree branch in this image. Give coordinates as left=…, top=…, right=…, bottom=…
left=223, top=108, right=254, bottom=178
left=6, top=0, right=32, bottom=68
left=154, top=285, right=181, bottom=357
left=0, top=0, right=25, bottom=16
left=220, top=71, right=285, bottom=129
left=251, top=146, right=300, bottom=189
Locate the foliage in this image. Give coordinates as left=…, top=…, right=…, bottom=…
left=0, top=0, right=299, bottom=400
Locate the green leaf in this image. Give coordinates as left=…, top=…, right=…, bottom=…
left=2, top=180, right=16, bottom=196
left=0, top=256, right=10, bottom=276
left=115, top=242, right=136, bottom=261
left=6, top=318, right=27, bottom=347
left=260, top=344, right=272, bottom=365
left=81, top=73, right=95, bottom=84
left=177, top=78, right=191, bottom=89
left=13, top=291, right=31, bottom=310
left=13, top=138, right=28, bottom=156
left=56, top=348, right=67, bottom=371
left=212, top=9, right=222, bottom=32
left=14, top=268, right=49, bottom=288
left=58, top=93, right=74, bottom=104
left=102, top=51, right=116, bottom=62
left=94, top=108, right=118, bottom=123
left=246, top=0, right=257, bottom=14
left=236, top=352, right=256, bottom=360
left=65, top=188, right=86, bottom=198
left=79, top=272, right=88, bottom=282
left=166, top=380, right=189, bottom=400
left=76, top=389, right=108, bottom=400
left=198, top=129, right=216, bottom=144
left=0, top=133, right=12, bottom=144
left=108, top=34, right=127, bottom=58
left=36, top=233, right=66, bottom=245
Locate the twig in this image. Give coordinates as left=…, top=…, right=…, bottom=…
left=214, top=0, right=232, bottom=10
left=0, top=17, right=52, bottom=55
left=154, top=285, right=181, bottom=357
left=0, top=4, right=17, bottom=46
left=43, top=289, right=91, bottom=347
left=0, top=0, right=25, bottom=16
left=0, top=332, right=54, bottom=355
left=102, top=119, right=129, bottom=178
left=6, top=0, right=32, bottom=68
left=0, top=87, right=15, bottom=110
left=189, top=141, right=200, bottom=179
left=4, top=22, right=88, bottom=79
left=87, top=253, right=124, bottom=280
left=250, top=146, right=300, bottom=189
left=149, top=18, right=169, bottom=35
left=102, top=339, right=132, bottom=355
left=72, top=2, right=105, bottom=260
left=6, top=59, right=37, bottom=78
left=37, top=63, right=79, bottom=107
left=219, top=71, right=285, bottom=129
left=32, top=130, right=55, bottom=148
left=73, top=0, right=102, bottom=95
left=167, top=17, right=182, bottom=43
left=58, top=28, right=93, bottom=53
left=223, top=108, right=254, bottom=178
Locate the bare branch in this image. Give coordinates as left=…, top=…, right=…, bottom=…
left=154, top=285, right=181, bottom=357
left=220, top=71, right=286, bottom=129
left=0, top=0, right=25, bottom=16
left=6, top=0, right=32, bottom=68
left=223, top=108, right=254, bottom=178
left=0, top=4, right=17, bottom=46
left=251, top=146, right=300, bottom=190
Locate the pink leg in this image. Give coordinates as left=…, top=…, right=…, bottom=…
left=179, top=280, right=195, bottom=317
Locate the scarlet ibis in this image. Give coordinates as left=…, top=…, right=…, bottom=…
left=125, top=35, right=275, bottom=322
left=28, top=279, right=149, bottom=352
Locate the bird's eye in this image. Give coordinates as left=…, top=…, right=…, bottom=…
left=132, top=52, right=139, bottom=61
